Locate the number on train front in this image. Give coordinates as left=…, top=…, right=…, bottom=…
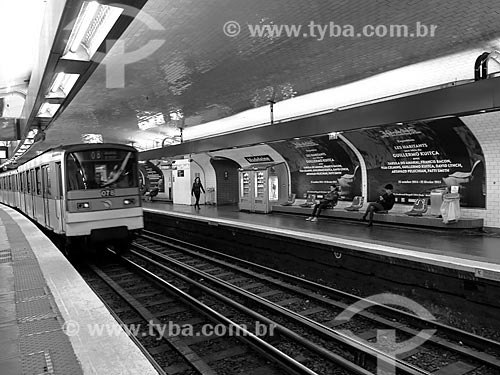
left=100, top=189, right=116, bottom=197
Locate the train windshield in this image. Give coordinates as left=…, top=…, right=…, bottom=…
left=66, top=149, right=138, bottom=191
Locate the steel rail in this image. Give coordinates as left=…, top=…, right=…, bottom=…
left=131, top=242, right=429, bottom=375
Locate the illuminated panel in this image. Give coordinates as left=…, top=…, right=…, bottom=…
left=137, top=112, right=166, bottom=130
left=46, top=72, right=80, bottom=98
left=183, top=42, right=500, bottom=141
left=81, top=133, right=103, bottom=143
left=63, top=1, right=123, bottom=61
left=37, top=103, right=61, bottom=118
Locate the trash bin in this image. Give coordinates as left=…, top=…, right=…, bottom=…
left=440, top=193, right=461, bottom=224
left=430, top=188, right=446, bottom=216
left=206, top=187, right=215, bottom=205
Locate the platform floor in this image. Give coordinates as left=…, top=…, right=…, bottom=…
left=0, top=203, right=158, bottom=375
left=143, top=202, right=500, bottom=277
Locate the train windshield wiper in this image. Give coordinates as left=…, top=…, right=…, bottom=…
left=102, top=152, right=132, bottom=187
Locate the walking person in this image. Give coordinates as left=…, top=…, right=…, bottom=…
left=306, top=184, right=339, bottom=222
left=191, top=177, right=205, bottom=209
left=361, top=184, right=395, bottom=226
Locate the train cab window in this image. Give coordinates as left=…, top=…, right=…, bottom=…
left=66, top=149, right=138, bottom=191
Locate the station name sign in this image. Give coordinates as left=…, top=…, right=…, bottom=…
left=245, top=155, right=274, bottom=163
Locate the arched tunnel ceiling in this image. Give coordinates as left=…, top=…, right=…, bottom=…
left=32, top=0, right=500, bottom=152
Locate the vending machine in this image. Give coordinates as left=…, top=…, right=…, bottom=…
left=239, top=163, right=288, bottom=213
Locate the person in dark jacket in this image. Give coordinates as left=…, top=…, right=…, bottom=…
left=191, top=177, right=205, bottom=209
left=306, top=184, right=340, bottom=222
left=362, top=183, right=395, bottom=226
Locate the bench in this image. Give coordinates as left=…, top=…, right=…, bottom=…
left=272, top=204, right=483, bottom=229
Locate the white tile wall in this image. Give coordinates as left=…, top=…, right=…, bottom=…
left=461, top=112, right=500, bottom=228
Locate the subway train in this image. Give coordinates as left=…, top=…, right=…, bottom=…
left=0, top=143, right=143, bottom=252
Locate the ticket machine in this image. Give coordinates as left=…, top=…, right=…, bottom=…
left=239, top=163, right=288, bottom=213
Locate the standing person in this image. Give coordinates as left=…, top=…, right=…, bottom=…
left=191, top=176, right=205, bottom=209
left=361, top=184, right=395, bottom=226
left=306, top=184, right=339, bottom=222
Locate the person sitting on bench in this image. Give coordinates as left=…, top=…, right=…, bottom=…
left=361, top=184, right=395, bottom=226
left=306, top=184, right=339, bottom=222
left=144, top=187, right=159, bottom=202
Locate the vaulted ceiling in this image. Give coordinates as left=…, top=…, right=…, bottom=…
left=3, top=0, right=500, bottom=163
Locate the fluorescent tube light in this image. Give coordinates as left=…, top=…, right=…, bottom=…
left=47, top=72, right=80, bottom=98
left=37, top=103, right=61, bottom=118
left=63, top=1, right=123, bottom=61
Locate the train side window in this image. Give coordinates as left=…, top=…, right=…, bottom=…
left=43, top=166, right=51, bottom=198
left=31, top=170, right=35, bottom=195
left=55, top=162, right=62, bottom=198
left=36, top=168, right=42, bottom=195
left=26, top=172, right=30, bottom=193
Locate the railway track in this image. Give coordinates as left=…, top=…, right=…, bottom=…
left=81, top=251, right=366, bottom=374
left=124, top=230, right=500, bottom=375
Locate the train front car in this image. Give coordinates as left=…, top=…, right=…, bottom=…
left=63, top=144, right=143, bottom=251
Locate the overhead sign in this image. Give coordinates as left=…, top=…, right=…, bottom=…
left=245, top=155, right=274, bottom=163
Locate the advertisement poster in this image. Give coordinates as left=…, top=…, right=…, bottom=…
left=269, top=136, right=360, bottom=199
left=343, top=118, right=485, bottom=207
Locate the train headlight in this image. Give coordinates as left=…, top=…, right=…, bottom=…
left=77, top=202, right=90, bottom=209
left=123, top=198, right=135, bottom=206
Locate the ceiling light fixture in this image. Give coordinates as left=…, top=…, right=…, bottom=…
left=47, top=72, right=80, bottom=98
left=63, top=1, right=123, bottom=61
left=37, top=103, right=61, bottom=118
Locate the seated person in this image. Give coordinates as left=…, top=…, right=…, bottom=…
left=144, top=187, right=159, bottom=201
left=306, top=184, right=339, bottom=222
left=361, top=184, right=395, bottom=226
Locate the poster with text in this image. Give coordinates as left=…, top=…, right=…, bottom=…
left=343, top=118, right=485, bottom=207
left=269, top=136, right=360, bottom=200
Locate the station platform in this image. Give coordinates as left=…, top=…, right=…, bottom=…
left=0, top=204, right=158, bottom=375
left=143, top=202, right=500, bottom=281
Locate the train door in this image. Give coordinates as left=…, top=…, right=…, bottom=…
left=34, top=167, right=45, bottom=223
left=54, top=162, right=64, bottom=233
left=42, top=165, right=51, bottom=229
left=20, top=172, right=25, bottom=212
left=14, top=174, right=19, bottom=208
left=23, top=172, right=28, bottom=213
left=29, top=170, right=35, bottom=219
